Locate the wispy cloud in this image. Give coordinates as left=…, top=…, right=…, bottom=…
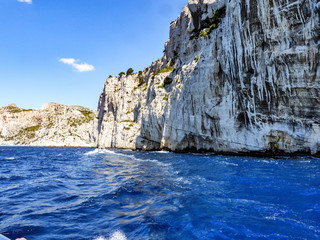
left=59, top=58, right=95, bottom=72
left=18, top=0, right=32, bottom=4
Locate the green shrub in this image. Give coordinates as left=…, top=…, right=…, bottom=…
left=79, top=110, right=94, bottom=122
left=7, top=107, right=22, bottom=113
left=126, top=68, right=134, bottom=75
left=120, top=120, right=134, bottom=123
left=163, top=97, right=168, bottom=101
left=17, top=125, right=40, bottom=139
left=119, top=72, right=125, bottom=77
left=199, top=30, right=207, bottom=38
left=5, top=105, right=31, bottom=113
left=26, top=125, right=40, bottom=132
left=153, top=66, right=174, bottom=77
left=190, top=6, right=226, bottom=39
left=137, top=71, right=144, bottom=86
left=199, top=23, right=217, bottom=38
left=158, top=84, right=164, bottom=89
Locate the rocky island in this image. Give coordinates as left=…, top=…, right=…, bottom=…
left=94, top=0, right=320, bottom=155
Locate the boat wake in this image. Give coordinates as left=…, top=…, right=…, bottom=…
left=84, top=149, right=171, bottom=167
left=84, top=149, right=117, bottom=156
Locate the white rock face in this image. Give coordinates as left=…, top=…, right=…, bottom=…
left=0, top=103, right=95, bottom=147
left=96, top=0, right=320, bottom=155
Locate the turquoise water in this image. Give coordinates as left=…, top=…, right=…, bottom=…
left=0, top=147, right=319, bottom=240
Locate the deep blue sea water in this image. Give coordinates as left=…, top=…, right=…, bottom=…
left=0, top=147, right=319, bottom=240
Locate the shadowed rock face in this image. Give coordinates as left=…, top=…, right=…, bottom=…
left=95, top=0, right=320, bottom=155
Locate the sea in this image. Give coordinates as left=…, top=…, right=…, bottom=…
left=0, top=147, right=319, bottom=240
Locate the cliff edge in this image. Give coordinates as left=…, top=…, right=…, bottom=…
left=96, top=0, right=320, bottom=155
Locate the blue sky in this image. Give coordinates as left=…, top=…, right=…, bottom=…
left=0, top=0, right=187, bottom=110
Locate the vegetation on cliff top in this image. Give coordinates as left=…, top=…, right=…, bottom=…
left=3, top=105, right=32, bottom=113
left=126, top=68, right=134, bottom=75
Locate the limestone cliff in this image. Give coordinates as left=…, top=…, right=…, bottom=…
left=95, top=0, right=320, bottom=155
left=0, top=103, right=95, bottom=147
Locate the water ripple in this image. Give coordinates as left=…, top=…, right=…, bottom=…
left=0, top=147, right=319, bottom=240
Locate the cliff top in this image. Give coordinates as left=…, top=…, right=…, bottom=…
left=0, top=103, right=93, bottom=113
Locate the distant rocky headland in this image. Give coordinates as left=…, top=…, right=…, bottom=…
left=0, top=103, right=95, bottom=147
left=2, top=0, right=320, bottom=156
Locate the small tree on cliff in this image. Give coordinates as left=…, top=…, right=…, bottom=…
left=126, top=68, right=134, bottom=75
left=138, top=70, right=144, bottom=86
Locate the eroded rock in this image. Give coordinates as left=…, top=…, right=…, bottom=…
left=96, top=0, right=320, bottom=155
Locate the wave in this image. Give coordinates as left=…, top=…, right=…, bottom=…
left=84, top=149, right=118, bottom=156
left=153, top=150, right=170, bottom=154
left=94, top=230, right=127, bottom=240
left=4, top=157, right=15, bottom=160
left=220, top=161, right=238, bottom=166
left=134, top=158, right=172, bottom=167
left=85, top=149, right=137, bottom=160
left=84, top=149, right=171, bottom=167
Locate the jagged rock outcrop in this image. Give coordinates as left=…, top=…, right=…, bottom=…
left=0, top=103, right=95, bottom=147
left=95, top=0, right=320, bottom=155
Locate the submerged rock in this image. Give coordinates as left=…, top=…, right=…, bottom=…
left=95, top=0, right=320, bottom=155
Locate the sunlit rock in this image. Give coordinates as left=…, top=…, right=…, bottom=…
left=96, top=0, right=320, bottom=155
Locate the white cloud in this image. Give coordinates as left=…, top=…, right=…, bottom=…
left=59, top=58, right=95, bottom=72
left=18, top=0, right=32, bottom=4
left=59, top=58, right=76, bottom=65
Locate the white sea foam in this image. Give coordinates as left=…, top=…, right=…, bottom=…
left=84, top=149, right=117, bottom=156
left=220, top=161, right=238, bottom=166
left=84, top=149, right=171, bottom=167
left=134, top=158, right=172, bottom=167
left=156, top=150, right=170, bottom=154
left=5, top=157, right=15, bottom=160
left=94, top=230, right=127, bottom=240
left=109, top=231, right=127, bottom=240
